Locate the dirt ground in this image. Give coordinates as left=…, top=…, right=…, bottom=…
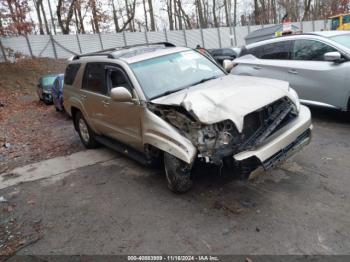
left=0, top=58, right=84, bottom=174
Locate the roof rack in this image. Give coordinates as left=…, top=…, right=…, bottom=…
left=72, top=42, right=176, bottom=60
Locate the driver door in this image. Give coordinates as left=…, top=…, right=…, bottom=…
left=101, top=66, right=143, bottom=150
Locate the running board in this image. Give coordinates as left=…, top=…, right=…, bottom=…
left=95, top=135, right=150, bottom=166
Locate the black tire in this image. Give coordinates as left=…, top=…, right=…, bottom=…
left=74, top=111, right=99, bottom=149
left=164, top=152, right=193, bottom=193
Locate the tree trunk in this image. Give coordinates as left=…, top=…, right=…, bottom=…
left=233, top=0, right=237, bottom=26
left=39, top=1, right=50, bottom=34
left=76, top=0, right=85, bottom=33
left=7, top=0, right=20, bottom=34
left=74, top=7, right=80, bottom=33
left=148, top=0, right=155, bottom=31
left=112, top=0, right=120, bottom=32
left=212, top=0, right=218, bottom=27
left=47, top=0, right=56, bottom=34
left=90, top=0, right=100, bottom=33
left=224, top=0, right=230, bottom=27
left=196, top=0, right=206, bottom=28
left=177, top=0, right=192, bottom=29
left=167, top=0, right=174, bottom=30
left=57, top=0, right=76, bottom=34
left=142, top=0, right=148, bottom=31
left=254, top=0, right=259, bottom=25
left=33, top=0, right=44, bottom=34
left=303, top=0, right=312, bottom=21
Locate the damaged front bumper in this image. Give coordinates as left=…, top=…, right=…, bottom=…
left=233, top=105, right=312, bottom=176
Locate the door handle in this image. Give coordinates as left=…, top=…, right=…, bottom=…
left=80, top=94, right=87, bottom=99
left=102, top=100, right=110, bottom=107
left=253, top=66, right=262, bottom=70
left=288, top=69, right=298, bottom=75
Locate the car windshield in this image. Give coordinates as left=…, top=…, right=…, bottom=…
left=42, top=76, right=57, bottom=86
left=130, top=50, right=224, bottom=100
left=330, top=34, right=350, bottom=49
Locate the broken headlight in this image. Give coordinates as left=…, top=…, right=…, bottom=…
left=288, top=87, right=300, bottom=112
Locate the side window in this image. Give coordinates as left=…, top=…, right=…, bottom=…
left=108, top=68, right=132, bottom=93
left=331, top=18, right=340, bottom=30
left=64, top=63, right=81, bottom=85
left=260, top=41, right=291, bottom=60
left=344, top=15, right=350, bottom=24
left=292, top=40, right=337, bottom=61
left=248, top=46, right=265, bottom=58
left=83, top=63, right=107, bottom=94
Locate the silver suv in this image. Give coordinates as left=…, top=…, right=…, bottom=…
left=63, top=43, right=312, bottom=193
left=231, top=31, right=350, bottom=112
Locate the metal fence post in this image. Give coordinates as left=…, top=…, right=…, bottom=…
left=122, top=31, right=127, bottom=46
left=98, top=32, right=104, bottom=50
left=229, top=26, right=234, bottom=47
left=144, top=31, right=149, bottom=45
left=49, top=34, right=58, bottom=59
left=200, top=27, right=205, bottom=48
left=76, top=34, right=82, bottom=54
left=247, top=23, right=251, bottom=34
left=164, top=28, right=168, bottom=42
left=0, top=38, right=7, bottom=62
left=233, top=25, right=237, bottom=47
left=300, top=20, right=304, bottom=32
left=183, top=30, right=187, bottom=47
left=217, top=27, right=222, bottom=48
left=24, top=35, right=34, bottom=58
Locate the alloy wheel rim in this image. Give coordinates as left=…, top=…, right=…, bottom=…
left=79, top=118, right=90, bottom=143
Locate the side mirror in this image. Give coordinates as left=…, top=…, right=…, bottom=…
left=324, top=51, right=342, bottom=63
left=110, top=87, right=132, bottom=102
left=223, top=59, right=234, bottom=72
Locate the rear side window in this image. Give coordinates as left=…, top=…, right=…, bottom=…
left=260, top=41, right=291, bottom=60
left=246, top=41, right=291, bottom=60
left=292, top=40, right=337, bottom=61
left=64, top=63, right=81, bottom=85
left=247, top=46, right=265, bottom=58
left=83, top=63, right=107, bottom=94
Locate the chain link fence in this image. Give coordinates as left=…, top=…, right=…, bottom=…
left=0, top=19, right=330, bottom=62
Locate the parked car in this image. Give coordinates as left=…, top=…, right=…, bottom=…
left=37, top=74, right=60, bottom=104
left=63, top=42, right=312, bottom=193
left=208, top=48, right=240, bottom=66
left=52, top=74, right=65, bottom=112
left=231, top=31, right=350, bottom=112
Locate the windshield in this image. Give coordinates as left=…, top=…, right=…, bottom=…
left=42, top=76, right=57, bottom=86
left=330, top=34, right=350, bottom=49
left=130, top=50, right=224, bottom=100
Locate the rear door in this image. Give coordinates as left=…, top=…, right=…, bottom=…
left=80, top=63, right=109, bottom=133
left=285, top=39, right=348, bottom=108
left=234, top=41, right=292, bottom=81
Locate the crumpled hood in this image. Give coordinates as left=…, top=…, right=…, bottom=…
left=151, top=74, right=292, bottom=132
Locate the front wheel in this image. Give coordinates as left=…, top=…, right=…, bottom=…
left=164, top=152, right=193, bottom=193
left=74, top=111, right=99, bottom=149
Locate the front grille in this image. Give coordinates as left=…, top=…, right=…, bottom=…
left=239, top=97, right=297, bottom=151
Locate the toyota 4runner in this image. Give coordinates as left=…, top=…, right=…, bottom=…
left=63, top=42, right=312, bottom=193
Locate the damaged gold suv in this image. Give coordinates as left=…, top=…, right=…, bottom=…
left=63, top=42, right=312, bottom=193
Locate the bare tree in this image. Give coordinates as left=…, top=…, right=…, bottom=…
left=57, top=0, right=76, bottom=34
left=142, top=0, right=148, bottom=30
left=47, top=0, right=56, bottom=34
left=148, top=0, right=155, bottom=31
left=33, top=0, right=44, bottom=34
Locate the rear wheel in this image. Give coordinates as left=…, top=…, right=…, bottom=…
left=164, top=152, right=193, bottom=193
left=74, top=111, right=99, bottom=149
